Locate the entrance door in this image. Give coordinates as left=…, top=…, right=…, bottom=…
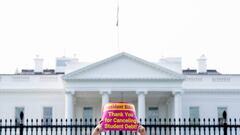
left=147, top=107, right=159, bottom=119
left=83, top=107, right=93, bottom=123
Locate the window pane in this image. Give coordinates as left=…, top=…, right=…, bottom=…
left=147, top=107, right=159, bottom=119
left=217, top=107, right=227, bottom=125
left=189, top=106, right=199, bottom=124
left=83, top=107, right=93, bottom=122
left=218, top=107, right=227, bottom=119
left=43, top=107, right=52, bottom=125
left=15, top=107, right=24, bottom=125
left=189, top=107, right=199, bottom=119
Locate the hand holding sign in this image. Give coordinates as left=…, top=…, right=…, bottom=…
left=91, top=124, right=103, bottom=135
left=92, top=124, right=146, bottom=135
left=138, top=125, right=146, bottom=135
left=101, top=102, right=139, bottom=131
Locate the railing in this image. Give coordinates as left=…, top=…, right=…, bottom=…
left=1, top=112, right=240, bottom=135
left=1, top=118, right=240, bottom=135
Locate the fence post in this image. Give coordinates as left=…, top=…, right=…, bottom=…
left=223, top=111, right=227, bottom=135
left=20, top=112, right=24, bottom=135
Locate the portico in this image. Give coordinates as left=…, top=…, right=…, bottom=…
left=63, top=53, right=184, bottom=120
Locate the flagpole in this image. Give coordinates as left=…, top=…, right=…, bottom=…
left=116, top=0, right=120, bottom=52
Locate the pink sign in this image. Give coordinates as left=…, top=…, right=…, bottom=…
left=101, top=102, right=139, bottom=131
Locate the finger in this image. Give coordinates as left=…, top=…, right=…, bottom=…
left=98, top=126, right=102, bottom=131
left=138, top=127, right=144, bottom=133
left=138, top=128, right=141, bottom=133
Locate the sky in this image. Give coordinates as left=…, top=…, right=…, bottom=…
left=0, top=0, right=240, bottom=74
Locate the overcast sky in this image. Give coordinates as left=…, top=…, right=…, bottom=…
left=0, top=0, right=240, bottom=74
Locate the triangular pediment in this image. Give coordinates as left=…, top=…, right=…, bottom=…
left=63, top=52, right=184, bottom=80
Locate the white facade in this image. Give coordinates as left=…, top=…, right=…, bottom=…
left=0, top=52, right=240, bottom=120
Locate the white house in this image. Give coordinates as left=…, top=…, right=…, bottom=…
left=0, top=52, right=240, bottom=122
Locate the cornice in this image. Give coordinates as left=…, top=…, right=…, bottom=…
left=0, top=89, right=64, bottom=93
left=183, top=88, right=240, bottom=93
left=64, top=77, right=184, bottom=81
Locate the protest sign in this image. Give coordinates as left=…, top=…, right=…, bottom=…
left=101, top=102, right=139, bottom=131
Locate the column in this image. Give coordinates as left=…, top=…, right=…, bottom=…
left=100, top=90, right=111, bottom=135
left=100, top=90, right=111, bottom=108
left=65, top=91, right=75, bottom=120
left=137, top=90, right=147, bottom=121
left=173, top=90, right=183, bottom=119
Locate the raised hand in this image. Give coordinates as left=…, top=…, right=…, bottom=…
left=138, top=125, right=146, bottom=135
left=92, top=124, right=103, bottom=135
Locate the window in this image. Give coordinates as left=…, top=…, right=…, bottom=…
left=147, top=107, right=159, bottom=120
left=15, top=107, right=24, bottom=125
left=218, top=107, right=227, bottom=124
left=189, top=107, right=199, bottom=124
left=83, top=107, right=93, bottom=122
left=43, top=107, right=52, bottom=125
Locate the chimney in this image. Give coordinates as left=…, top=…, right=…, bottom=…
left=197, top=54, right=207, bottom=73
left=34, top=55, right=43, bottom=73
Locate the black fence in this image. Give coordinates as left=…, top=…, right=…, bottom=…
left=1, top=112, right=240, bottom=135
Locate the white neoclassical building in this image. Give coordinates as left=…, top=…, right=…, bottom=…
left=0, top=52, right=240, bottom=122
